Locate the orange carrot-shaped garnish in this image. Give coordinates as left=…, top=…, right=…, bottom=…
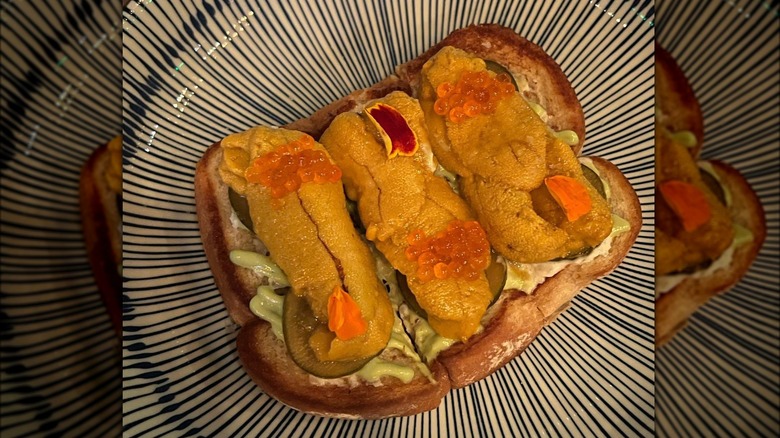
left=544, top=175, right=592, bottom=222
left=327, top=286, right=367, bottom=340
left=658, top=180, right=711, bottom=232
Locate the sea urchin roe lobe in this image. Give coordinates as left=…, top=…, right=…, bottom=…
left=405, top=220, right=490, bottom=282
left=433, top=71, right=515, bottom=123
left=365, top=103, right=419, bottom=158
left=244, top=134, right=342, bottom=199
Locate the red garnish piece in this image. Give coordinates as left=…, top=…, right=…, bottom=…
left=327, top=286, right=367, bottom=340
left=658, top=180, right=711, bottom=232
left=544, top=175, right=592, bottom=222
left=365, top=103, right=419, bottom=158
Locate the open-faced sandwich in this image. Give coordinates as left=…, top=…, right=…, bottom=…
left=654, top=44, right=766, bottom=347
left=80, top=135, right=123, bottom=335
left=195, top=24, right=641, bottom=418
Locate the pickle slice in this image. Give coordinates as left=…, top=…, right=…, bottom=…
left=485, top=253, right=508, bottom=298
left=700, top=167, right=727, bottom=206
left=396, top=251, right=507, bottom=319
left=282, top=291, right=374, bottom=378
left=345, top=198, right=365, bottom=233
left=396, top=271, right=427, bottom=318
left=670, top=259, right=713, bottom=275
left=553, top=245, right=595, bottom=261
left=581, top=163, right=606, bottom=199
left=228, top=188, right=255, bottom=233
left=484, top=60, right=519, bottom=91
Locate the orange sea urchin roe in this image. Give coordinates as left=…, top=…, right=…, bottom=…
left=245, top=135, right=342, bottom=198
left=404, top=220, right=490, bottom=282
left=433, top=70, right=515, bottom=123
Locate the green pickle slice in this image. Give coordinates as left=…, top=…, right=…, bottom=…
left=484, top=60, right=519, bottom=91
left=580, top=163, right=606, bottom=199
left=700, top=167, right=727, bottom=206
left=282, top=292, right=375, bottom=378
left=228, top=187, right=255, bottom=233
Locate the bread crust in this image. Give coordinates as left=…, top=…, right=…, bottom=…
left=438, top=157, right=642, bottom=388
left=195, top=141, right=450, bottom=418
left=655, top=44, right=704, bottom=157
left=80, top=143, right=122, bottom=335
left=396, top=23, right=586, bottom=154
left=655, top=160, right=766, bottom=347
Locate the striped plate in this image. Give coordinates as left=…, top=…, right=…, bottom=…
left=0, top=1, right=122, bottom=436
left=655, top=1, right=780, bottom=436
left=122, top=1, right=654, bottom=436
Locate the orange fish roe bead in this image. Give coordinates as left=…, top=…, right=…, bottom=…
left=433, top=69, right=514, bottom=123
left=245, top=135, right=342, bottom=200
left=433, top=98, right=449, bottom=115
left=436, top=82, right=453, bottom=98
left=448, top=106, right=467, bottom=123
left=404, top=220, right=490, bottom=282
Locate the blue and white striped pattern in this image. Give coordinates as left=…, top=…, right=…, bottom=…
left=0, top=1, right=122, bottom=436
left=655, top=0, right=780, bottom=436
left=122, top=1, right=654, bottom=435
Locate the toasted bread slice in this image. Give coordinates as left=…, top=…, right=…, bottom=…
left=438, top=157, right=642, bottom=388
left=194, top=142, right=450, bottom=418
left=396, top=24, right=586, bottom=154
left=655, top=160, right=766, bottom=347
left=80, top=140, right=122, bottom=335
left=196, top=24, right=641, bottom=414
left=655, top=44, right=704, bottom=157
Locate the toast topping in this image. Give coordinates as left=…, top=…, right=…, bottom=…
left=433, top=70, right=514, bottom=123
left=364, top=103, right=419, bottom=158
left=404, top=220, right=490, bottom=282
left=220, top=127, right=394, bottom=365
left=320, top=93, right=494, bottom=341
left=419, top=46, right=612, bottom=263
left=245, top=134, right=342, bottom=199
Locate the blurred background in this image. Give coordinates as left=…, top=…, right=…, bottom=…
left=654, top=0, right=779, bottom=436
left=1, top=1, right=122, bottom=436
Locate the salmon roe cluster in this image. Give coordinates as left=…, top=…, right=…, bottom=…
left=245, top=135, right=342, bottom=198
left=405, top=220, right=490, bottom=282
left=433, top=71, right=515, bottom=123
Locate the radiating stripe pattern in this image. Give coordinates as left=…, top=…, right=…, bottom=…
left=122, top=1, right=654, bottom=436
left=0, top=1, right=122, bottom=437
left=655, top=0, right=780, bottom=436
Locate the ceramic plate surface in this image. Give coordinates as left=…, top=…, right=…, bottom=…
left=0, top=1, right=122, bottom=436
left=122, top=1, right=654, bottom=436
left=655, top=1, right=780, bottom=436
